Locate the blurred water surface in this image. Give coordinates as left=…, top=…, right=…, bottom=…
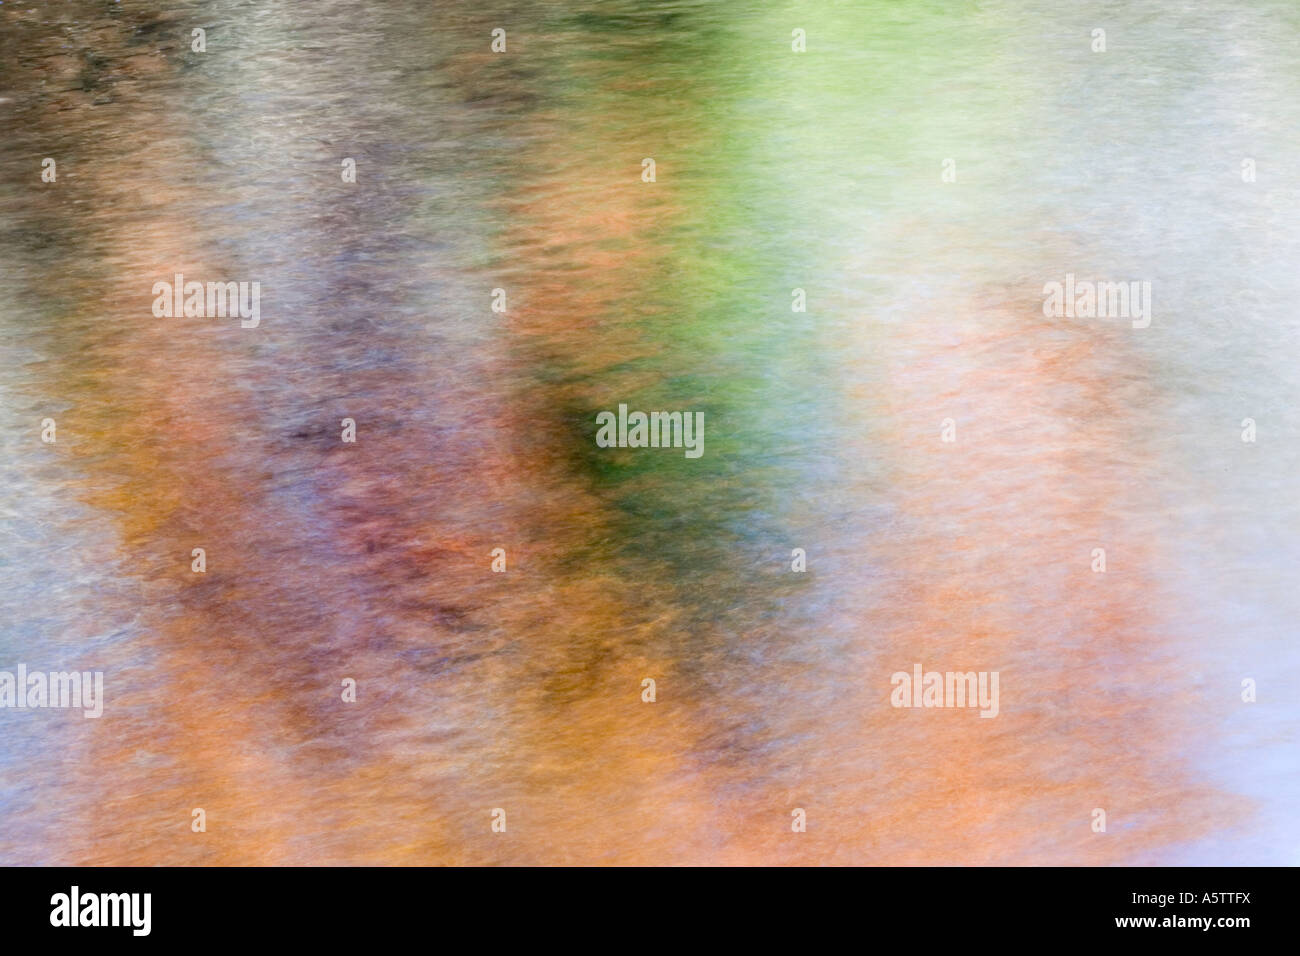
left=1, top=0, right=1298, bottom=864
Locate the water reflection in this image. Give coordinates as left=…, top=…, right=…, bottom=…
left=1, top=0, right=1297, bottom=865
